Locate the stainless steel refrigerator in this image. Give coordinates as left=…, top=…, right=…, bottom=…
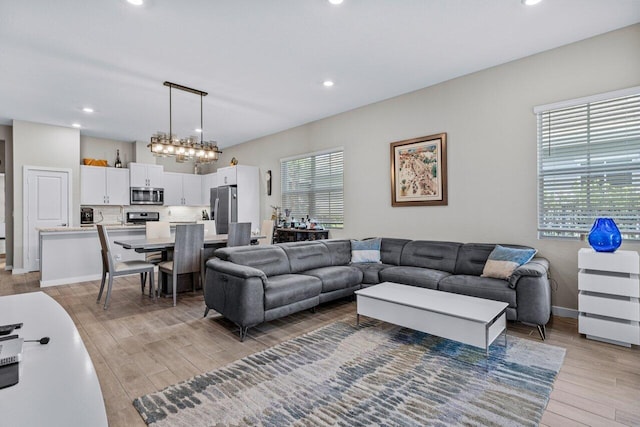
left=211, top=185, right=237, bottom=234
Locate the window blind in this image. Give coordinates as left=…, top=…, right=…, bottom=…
left=536, top=90, right=640, bottom=240
left=281, top=149, right=344, bottom=228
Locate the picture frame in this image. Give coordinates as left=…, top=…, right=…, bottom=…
left=390, top=133, right=447, bottom=207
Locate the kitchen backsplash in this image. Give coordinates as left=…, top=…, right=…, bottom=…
left=85, top=205, right=208, bottom=225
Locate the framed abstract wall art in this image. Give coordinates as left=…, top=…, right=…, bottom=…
left=390, top=133, right=447, bottom=207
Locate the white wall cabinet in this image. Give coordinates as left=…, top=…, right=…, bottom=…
left=129, top=162, right=163, bottom=188
left=164, top=172, right=203, bottom=206
left=201, top=172, right=217, bottom=206
left=217, top=166, right=237, bottom=186
left=578, top=248, right=640, bottom=347
left=81, top=166, right=129, bottom=205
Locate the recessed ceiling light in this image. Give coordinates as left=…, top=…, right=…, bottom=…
left=127, top=0, right=144, bottom=6
left=82, top=107, right=94, bottom=113
left=521, top=0, right=542, bottom=5
left=195, top=128, right=203, bottom=133
left=323, top=80, right=335, bottom=88
left=329, top=0, right=344, bottom=5
left=72, top=123, right=81, bottom=128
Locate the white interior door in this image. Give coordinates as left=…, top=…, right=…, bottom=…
left=24, top=168, right=70, bottom=272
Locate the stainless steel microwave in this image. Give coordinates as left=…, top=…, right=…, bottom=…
left=130, top=187, right=164, bottom=205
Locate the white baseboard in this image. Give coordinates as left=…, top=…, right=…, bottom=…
left=552, top=305, right=578, bottom=319
left=40, top=274, right=102, bottom=287
left=11, top=268, right=29, bottom=275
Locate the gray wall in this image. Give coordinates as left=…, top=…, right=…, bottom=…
left=216, top=24, right=640, bottom=312
left=80, top=135, right=134, bottom=167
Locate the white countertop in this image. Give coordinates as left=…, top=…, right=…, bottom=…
left=38, top=224, right=145, bottom=232
left=39, top=222, right=199, bottom=233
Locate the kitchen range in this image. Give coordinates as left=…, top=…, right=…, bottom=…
left=126, top=211, right=160, bottom=225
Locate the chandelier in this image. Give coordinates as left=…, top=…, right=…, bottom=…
left=148, top=81, right=222, bottom=164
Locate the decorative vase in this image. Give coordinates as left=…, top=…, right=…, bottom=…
left=587, top=218, right=622, bottom=252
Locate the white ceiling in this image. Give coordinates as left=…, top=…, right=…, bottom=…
left=1, top=0, right=639, bottom=148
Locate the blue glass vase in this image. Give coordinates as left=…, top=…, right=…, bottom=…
left=587, top=218, right=622, bottom=252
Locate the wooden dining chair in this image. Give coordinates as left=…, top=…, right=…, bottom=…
left=96, top=224, right=156, bottom=310
left=258, top=219, right=274, bottom=245
left=227, top=222, right=252, bottom=247
left=158, top=224, right=204, bottom=307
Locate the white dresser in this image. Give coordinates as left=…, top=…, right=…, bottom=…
left=578, top=248, right=640, bottom=347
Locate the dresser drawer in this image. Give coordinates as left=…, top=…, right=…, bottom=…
left=579, top=313, right=640, bottom=345
left=579, top=292, right=640, bottom=321
left=578, top=271, right=640, bottom=297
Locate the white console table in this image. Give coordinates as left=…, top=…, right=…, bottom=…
left=578, top=248, right=640, bottom=347
left=0, top=292, right=108, bottom=426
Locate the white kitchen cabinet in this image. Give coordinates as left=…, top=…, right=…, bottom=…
left=130, top=163, right=164, bottom=188
left=81, top=166, right=129, bottom=205
left=578, top=248, right=640, bottom=347
left=164, top=172, right=204, bottom=206
left=201, top=172, right=217, bottom=206
left=217, top=166, right=237, bottom=186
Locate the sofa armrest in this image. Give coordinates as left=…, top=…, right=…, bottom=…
left=508, top=257, right=549, bottom=288
left=204, top=259, right=267, bottom=328
left=206, top=258, right=267, bottom=281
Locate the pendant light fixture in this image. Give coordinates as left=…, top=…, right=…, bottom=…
left=148, top=81, right=222, bottom=164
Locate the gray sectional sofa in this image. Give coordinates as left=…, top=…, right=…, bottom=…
left=204, top=238, right=551, bottom=341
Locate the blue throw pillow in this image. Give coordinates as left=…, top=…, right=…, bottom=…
left=481, top=245, right=537, bottom=280
left=351, top=238, right=382, bottom=263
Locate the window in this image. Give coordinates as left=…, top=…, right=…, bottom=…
left=281, top=148, right=344, bottom=229
left=536, top=87, right=640, bottom=240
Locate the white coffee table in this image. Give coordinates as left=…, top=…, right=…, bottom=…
left=355, top=282, right=508, bottom=355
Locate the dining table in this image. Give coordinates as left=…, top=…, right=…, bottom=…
left=113, top=233, right=263, bottom=294
left=113, top=233, right=246, bottom=253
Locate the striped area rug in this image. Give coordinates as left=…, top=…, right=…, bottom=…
left=133, top=321, right=565, bottom=426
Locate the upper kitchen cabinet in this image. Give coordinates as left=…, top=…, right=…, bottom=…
left=217, top=166, right=237, bottom=186
left=130, top=162, right=163, bottom=188
left=81, top=165, right=130, bottom=205
left=164, top=172, right=203, bottom=206
left=201, top=172, right=217, bottom=206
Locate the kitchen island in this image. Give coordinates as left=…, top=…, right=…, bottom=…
left=39, top=224, right=147, bottom=287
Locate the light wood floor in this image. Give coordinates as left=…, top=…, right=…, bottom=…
left=1, top=268, right=639, bottom=427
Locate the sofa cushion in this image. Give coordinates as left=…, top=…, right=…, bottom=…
left=301, top=266, right=363, bottom=293
left=351, top=238, right=381, bottom=263
left=482, top=245, right=537, bottom=280
left=400, top=240, right=461, bottom=273
left=279, top=241, right=332, bottom=273
left=380, top=238, right=410, bottom=265
left=321, top=239, right=352, bottom=266
left=438, top=275, right=517, bottom=308
left=454, top=243, right=496, bottom=276
left=263, top=274, right=322, bottom=310
left=214, top=245, right=290, bottom=276
left=379, top=266, right=451, bottom=289
left=351, top=263, right=393, bottom=284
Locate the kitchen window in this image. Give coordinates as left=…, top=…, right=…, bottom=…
left=281, top=148, right=344, bottom=229
left=535, top=87, right=640, bottom=240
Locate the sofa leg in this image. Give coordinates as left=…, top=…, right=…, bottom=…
left=239, top=326, right=249, bottom=342
left=203, top=307, right=210, bottom=318
left=537, top=324, right=546, bottom=340
left=310, top=306, right=317, bottom=314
